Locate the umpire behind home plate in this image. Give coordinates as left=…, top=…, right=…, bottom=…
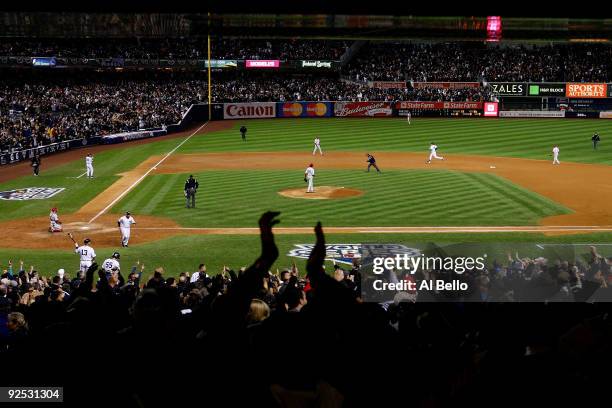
left=184, top=175, right=199, bottom=208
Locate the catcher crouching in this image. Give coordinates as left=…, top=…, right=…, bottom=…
left=49, top=207, right=63, bottom=232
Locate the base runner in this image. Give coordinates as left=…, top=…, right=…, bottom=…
left=553, top=145, right=560, bottom=165
left=313, top=137, right=323, bottom=155
left=118, top=211, right=136, bottom=247
left=427, top=142, right=444, bottom=164
left=85, top=153, right=94, bottom=178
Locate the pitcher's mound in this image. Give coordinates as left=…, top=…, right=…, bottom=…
left=278, top=186, right=363, bottom=200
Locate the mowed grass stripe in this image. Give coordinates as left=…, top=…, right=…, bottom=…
left=113, top=169, right=568, bottom=227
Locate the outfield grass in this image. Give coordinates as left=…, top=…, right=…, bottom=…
left=183, top=118, right=612, bottom=164
left=114, top=169, right=569, bottom=227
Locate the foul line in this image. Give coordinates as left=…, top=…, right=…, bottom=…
left=76, top=171, right=87, bottom=179
left=87, top=122, right=209, bottom=224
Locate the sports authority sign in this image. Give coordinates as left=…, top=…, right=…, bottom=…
left=224, top=103, right=276, bottom=119
left=288, top=244, right=421, bottom=265
left=334, top=101, right=392, bottom=117
left=245, top=60, right=280, bottom=69
left=396, top=101, right=483, bottom=110
left=566, top=83, right=607, bottom=98
left=0, top=187, right=65, bottom=200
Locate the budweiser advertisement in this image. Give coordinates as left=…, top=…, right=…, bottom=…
left=224, top=103, right=276, bottom=119
left=245, top=60, right=280, bottom=69
left=566, top=83, right=607, bottom=98
left=277, top=102, right=333, bottom=118
left=334, top=101, right=393, bottom=117
left=396, top=101, right=483, bottom=110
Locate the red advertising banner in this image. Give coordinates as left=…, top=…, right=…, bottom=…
left=484, top=102, right=499, bottom=117
left=396, top=101, right=483, bottom=110
left=566, top=83, right=607, bottom=98
left=245, top=60, right=280, bottom=69
left=334, top=101, right=392, bottom=117
left=412, top=82, right=481, bottom=89
left=224, top=103, right=276, bottom=119
left=371, top=81, right=407, bottom=89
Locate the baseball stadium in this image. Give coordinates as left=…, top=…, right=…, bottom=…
left=1, top=3, right=612, bottom=407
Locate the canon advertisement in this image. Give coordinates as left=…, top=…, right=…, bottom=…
left=334, top=101, right=393, bottom=117
left=277, top=102, right=333, bottom=118
left=488, top=82, right=526, bottom=96
left=528, top=83, right=566, bottom=97
left=396, top=101, right=483, bottom=110
left=224, top=103, right=277, bottom=119
left=566, top=83, right=608, bottom=98
left=245, top=60, right=280, bottom=69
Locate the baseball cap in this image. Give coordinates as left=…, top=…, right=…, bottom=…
left=113, top=252, right=120, bottom=259
left=84, top=238, right=91, bottom=244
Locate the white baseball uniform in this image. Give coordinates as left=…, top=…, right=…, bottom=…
left=305, top=166, right=315, bottom=193
left=118, top=215, right=136, bottom=246
left=85, top=155, right=94, bottom=178
left=75, top=245, right=96, bottom=273
left=313, top=138, right=323, bottom=155
left=406, top=111, right=411, bottom=124
left=49, top=211, right=62, bottom=232
left=552, top=147, right=560, bottom=164
left=102, top=258, right=120, bottom=273
left=428, top=144, right=444, bottom=162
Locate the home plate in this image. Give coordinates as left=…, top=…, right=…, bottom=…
left=81, top=226, right=90, bottom=230
left=490, top=165, right=496, bottom=169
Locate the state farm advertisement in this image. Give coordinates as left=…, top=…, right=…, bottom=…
left=278, top=102, right=333, bottom=117
left=334, top=101, right=392, bottom=117
left=224, top=103, right=276, bottom=119
left=566, top=83, right=607, bottom=98
left=245, top=60, right=280, bottom=69
left=395, top=101, right=483, bottom=110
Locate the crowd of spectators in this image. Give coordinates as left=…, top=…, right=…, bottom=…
left=211, top=38, right=348, bottom=60
left=210, top=75, right=492, bottom=103
left=0, top=77, right=203, bottom=154
left=347, top=42, right=611, bottom=83
left=0, top=212, right=611, bottom=406
left=0, top=37, right=349, bottom=61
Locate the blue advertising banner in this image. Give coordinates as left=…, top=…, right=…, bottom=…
left=276, top=102, right=334, bottom=118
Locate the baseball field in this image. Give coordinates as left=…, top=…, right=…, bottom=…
left=1, top=117, right=612, bottom=275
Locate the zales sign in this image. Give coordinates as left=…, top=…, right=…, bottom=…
left=223, top=103, right=276, bottom=119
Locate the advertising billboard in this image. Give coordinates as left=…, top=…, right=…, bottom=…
left=245, top=60, right=280, bottom=69
left=412, top=82, right=481, bottom=89
left=566, top=83, right=607, bottom=98
left=300, top=60, right=334, bottom=69
left=223, top=103, right=276, bottom=119
left=396, top=101, right=483, bottom=110
left=488, top=83, right=526, bottom=96
left=278, top=102, right=333, bottom=117
left=371, top=81, right=407, bottom=89
left=334, top=101, right=392, bottom=117
left=527, top=83, right=566, bottom=97
left=484, top=102, right=499, bottom=117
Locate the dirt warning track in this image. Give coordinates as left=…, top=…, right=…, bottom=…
left=2, top=149, right=612, bottom=249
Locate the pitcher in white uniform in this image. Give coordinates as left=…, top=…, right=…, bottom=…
left=85, top=153, right=94, bottom=178
left=427, top=142, right=444, bottom=164
left=552, top=145, right=560, bottom=165
left=117, top=211, right=136, bottom=247
left=304, top=163, right=315, bottom=193
left=313, top=137, right=323, bottom=156
left=74, top=238, right=96, bottom=273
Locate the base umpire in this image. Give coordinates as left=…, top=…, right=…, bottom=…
left=184, top=175, right=199, bottom=208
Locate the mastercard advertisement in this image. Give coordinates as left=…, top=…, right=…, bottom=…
left=277, top=102, right=333, bottom=117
